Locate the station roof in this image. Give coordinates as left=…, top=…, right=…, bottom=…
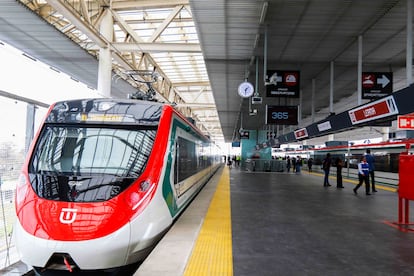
left=0, top=0, right=412, bottom=144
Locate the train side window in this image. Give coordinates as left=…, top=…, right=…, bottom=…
left=174, top=137, right=198, bottom=184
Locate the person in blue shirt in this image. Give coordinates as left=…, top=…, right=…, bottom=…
left=353, top=156, right=371, bottom=195
left=365, top=149, right=377, bottom=192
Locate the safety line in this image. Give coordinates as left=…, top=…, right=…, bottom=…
left=309, top=172, right=397, bottom=192
left=183, top=167, right=233, bottom=276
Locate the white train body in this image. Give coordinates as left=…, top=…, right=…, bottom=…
left=14, top=99, right=220, bottom=273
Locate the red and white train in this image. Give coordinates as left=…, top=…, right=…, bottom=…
left=14, top=99, right=221, bottom=274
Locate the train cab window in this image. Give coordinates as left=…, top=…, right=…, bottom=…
left=28, top=125, right=156, bottom=202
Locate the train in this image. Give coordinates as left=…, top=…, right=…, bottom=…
left=14, top=99, right=221, bottom=275
left=278, top=139, right=414, bottom=173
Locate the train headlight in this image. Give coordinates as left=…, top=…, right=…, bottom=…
left=127, top=192, right=140, bottom=208
left=140, top=180, right=151, bottom=192
left=126, top=181, right=156, bottom=211
left=17, top=174, right=27, bottom=188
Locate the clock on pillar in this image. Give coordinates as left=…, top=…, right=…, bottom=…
left=238, top=81, right=254, bottom=98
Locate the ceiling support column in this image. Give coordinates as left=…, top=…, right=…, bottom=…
left=357, top=35, right=363, bottom=105
left=97, top=9, right=113, bottom=97
left=330, top=61, right=334, bottom=114
left=311, top=78, right=315, bottom=123
left=407, top=0, right=413, bottom=86
left=263, top=25, right=268, bottom=85
left=299, top=89, right=302, bottom=124
left=382, top=127, right=390, bottom=142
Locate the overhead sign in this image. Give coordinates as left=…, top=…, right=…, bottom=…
left=317, top=121, right=332, bottom=132
left=265, top=105, right=298, bottom=125
left=294, top=128, right=308, bottom=140
left=240, top=130, right=250, bottom=139
left=398, top=115, right=414, bottom=129
left=362, top=72, right=393, bottom=99
left=265, top=70, right=300, bottom=97
left=348, top=95, right=398, bottom=125
left=231, top=141, right=241, bottom=147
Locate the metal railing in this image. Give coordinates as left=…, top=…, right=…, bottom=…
left=245, top=159, right=286, bottom=172
left=0, top=184, right=17, bottom=270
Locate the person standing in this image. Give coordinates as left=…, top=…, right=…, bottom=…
left=307, top=158, right=313, bottom=172
left=227, top=155, right=232, bottom=168
left=353, top=156, right=370, bottom=195
left=286, top=156, right=291, bottom=172
left=295, top=156, right=302, bottom=173
left=335, top=157, right=344, bottom=188
left=322, top=153, right=332, bottom=187
left=365, top=149, right=377, bottom=192
left=236, top=155, right=241, bottom=167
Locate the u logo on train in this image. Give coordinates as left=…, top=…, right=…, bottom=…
left=14, top=99, right=221, bottom=274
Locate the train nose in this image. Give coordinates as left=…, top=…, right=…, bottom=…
left=35, top=253, right=79, bottom=273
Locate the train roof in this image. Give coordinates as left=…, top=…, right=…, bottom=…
left=45, top=98, right=171, bottom=126
left=44, top=98, right=213, bottom=142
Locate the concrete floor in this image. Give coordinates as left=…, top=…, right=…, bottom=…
left=230, top=169, right=414, bottom=276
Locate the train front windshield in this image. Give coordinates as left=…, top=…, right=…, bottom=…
left=28, top=125, right=156, bottom=202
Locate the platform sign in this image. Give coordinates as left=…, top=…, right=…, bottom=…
left=398, top=115, right=414, bottom=129
left=239, top=130, right=250, bottom=139
left=294, top=128, right=308, bottom=140
left=362, top=72, right=393, bottom=99
left=265, top=105, right=298, bottom=125
left=265, top=70, right=300, bottom=98
left=317, top=121, right=332, bottom=132
left=348, top=95, right=398, bottom=125
left=232, top=141, right=240, bottom=148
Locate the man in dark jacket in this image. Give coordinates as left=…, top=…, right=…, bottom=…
left=322, top=153, right=332, bottom=187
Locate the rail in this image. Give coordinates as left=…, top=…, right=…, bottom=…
left=320, top=167, right=399, bottom=188
left=245, top=159, right=286, bottom=172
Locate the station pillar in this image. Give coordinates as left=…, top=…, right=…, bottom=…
left=97, top=9, right=113, bottom=97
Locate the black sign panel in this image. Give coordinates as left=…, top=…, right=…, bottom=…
left=265, top=70, right=300, bottom=98
left=231, top=141, right=240, bottom=147
left=239, top=130, right=250, bottom=139
left=362, top=72, right=393, bottom=99
left=265, top=105, right=298, bottom=125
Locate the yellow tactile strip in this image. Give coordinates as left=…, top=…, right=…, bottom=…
left=183, top=167, right=233, bottom=276
left=311, top=172, right=398, bottom=192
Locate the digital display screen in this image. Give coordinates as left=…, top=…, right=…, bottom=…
left=265, top=105, right=298, bottom=125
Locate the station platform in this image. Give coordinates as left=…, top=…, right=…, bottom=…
left=137, top=165, right=414, bottom=275
left=5, top=165, right=414, bottom=275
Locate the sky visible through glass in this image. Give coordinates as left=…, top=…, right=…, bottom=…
left=0, top=41, right=100, bottom=150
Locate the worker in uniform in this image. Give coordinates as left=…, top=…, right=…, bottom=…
left=353, top=156, right=370, bottom=195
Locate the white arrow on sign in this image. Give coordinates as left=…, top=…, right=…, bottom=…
left=377, top=74, right=390, bottom=88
